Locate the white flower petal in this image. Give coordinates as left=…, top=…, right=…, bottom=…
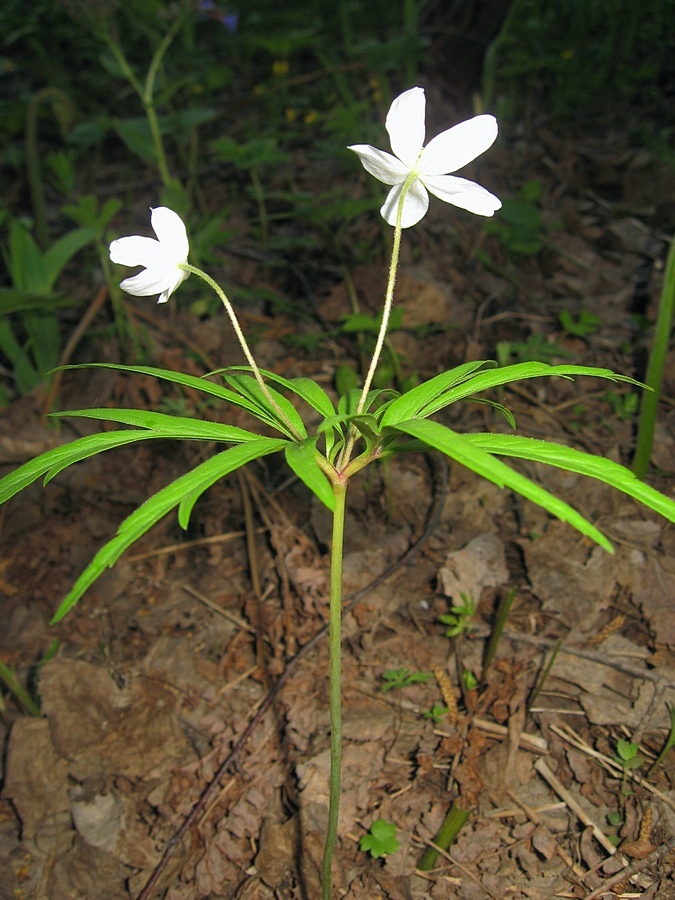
left=150, top=207, right=189, bottom=261
left=421, top=115, right=498, bottom=176
left=423, top=174, right=502, bottom=216
left=385, top=87, right=426, bottom=168
left=110, top=207, right=190, bottom=303
left=347, top=145, right=408, bottom=185
left=109, top=235, right=163, bottom=268
left=381, top=179, right=429, bottom=228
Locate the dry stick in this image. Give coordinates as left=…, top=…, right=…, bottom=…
left=136, top=457, right=448, bottom=900
left=534, top=758, right=625, bottom=861
left=506, top=789, right=585, bottom=878
left=582, top=835, right=675, bottom=900
left=549, top=722, right=675, bottom=813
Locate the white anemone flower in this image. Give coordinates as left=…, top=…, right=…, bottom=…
left=109, top=207, right=190, bottom=303
left=348, top=87, right=501, bottom=228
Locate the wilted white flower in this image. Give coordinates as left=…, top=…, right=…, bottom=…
left=109, top=207, right=190, bottom=303
left=348, top=87, right=501, bottom=228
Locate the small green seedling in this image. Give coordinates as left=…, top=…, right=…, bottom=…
left=614, top=738, right=644, bottom=770
left=359, top=818, right=400, bottom=858
left=439, top=593, right=476, bottom=638
left=422, top=704, right=448, bottom=723
left=462, top=669, right=479, bottom=691
left=614, top=738, right=645, bottom=802
left=381, top=668, right=433, bottom=692
left=559, top=309, right=601, bottom=337
left=604, top=390, right=639, bottom=421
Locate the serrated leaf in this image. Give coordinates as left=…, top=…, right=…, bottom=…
left=55, top=364, right=290, bottom=431
left=284, top=438, right=335, bottom=510
left=0, top=431, right=163, bottom=503
left=52, top=438, right=287, bottom=622
left=379, top=361, right=493, bottom=427
left=224, top=374, right=307, bottom=439
left=464, top=433, right=675, bottom=524
left=52, top=407, right=264, bottom=443
left=177, top=438, right=287, bottom=528
left=418, top=363, right=643, bottom=419
left=391, top=419, right=613, bottom=552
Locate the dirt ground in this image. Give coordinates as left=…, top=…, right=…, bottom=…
left=1, top=101, right=675, bottom=899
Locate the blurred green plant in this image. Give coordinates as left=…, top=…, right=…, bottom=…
left=0, top=218, right=97, bottom=394
left=380, top=668, right=433, bottom=692
left=559, top=309, right=601, bottom=338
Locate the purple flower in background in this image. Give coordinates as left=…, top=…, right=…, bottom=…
left=197, top=0, right=238, bottom=33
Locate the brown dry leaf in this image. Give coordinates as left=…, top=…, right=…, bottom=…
left=3, top=718, right=70, bottom=840
left=39, top=658, right=195, bottom=780
left=438, top=533, right=509, bottom=604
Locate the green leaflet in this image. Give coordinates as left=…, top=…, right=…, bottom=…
left=0, top=431, right=163, bottom=501
left=464, top=433, right=675, bottom=524
left=390, top=418, right=613, bottom=552
left=53, top=407, right=264, bottom=443
left=285, top=438, right=335, bottom=511
left=51, top=437, right=287, bottom=623
left=379, top=361, right=493, bottom=427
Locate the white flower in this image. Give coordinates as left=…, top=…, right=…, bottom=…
left=348, top=87, right=501, bottom=228
left=109, top=207, right=190, bottom=303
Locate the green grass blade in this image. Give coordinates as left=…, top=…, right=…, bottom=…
left=52, top=438, right=287, bottom=623
left=465, top=433, right=675, bottom=524
left=392, top=418, right=613, bottom=551
left=633, top=235, right=675, bottom=478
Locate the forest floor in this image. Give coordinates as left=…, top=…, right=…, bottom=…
left=1, top=85, right=675, bottom=899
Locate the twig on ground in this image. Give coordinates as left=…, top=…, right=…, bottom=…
left=582, top=835, right=675, bottom=899
left=534, top=758, right=626, bottom=861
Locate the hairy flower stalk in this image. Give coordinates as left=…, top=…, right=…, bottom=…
left=109, top=208, right=302, bottom=440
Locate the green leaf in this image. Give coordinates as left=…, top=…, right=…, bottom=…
left=379, top=361, right=494, bottom=427
left=0, top=431, right=165, bottom=503
left=391, top=419, right=613, bottom=551
left=284, top=438, right=335, bottom=511
left=418, top=363, right=642, bottom=420
left=222, top=367, right=336, bottom=418
left=224, top=374, right=307, bottom=439
left=52, top=408, right=264, bottom=443
left=464, top=433, right=675, bottom=525
left=52, top=438, right=287, bottom=622
left=42, top=227, right=97, bottom=292
left=56, top=364, right=291, bottom=431
left=177, top=438, right=287, bottom=528
left=359, top=819, right=400, bottom=858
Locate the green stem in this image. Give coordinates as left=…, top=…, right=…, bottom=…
left=104, top=20, right=180, bottom=189
left=182, top=264, right=303, bottom=440
left=480, top=585, right=517, bottom=688
left=143, top=21, right=181, bottom=188
left=418, top=802, right=471, bottom=871
left=249, top=167, right=269, bottom=244
left=322, top=480, right=347, bottom=898
left=633, top=236, right=675, bottom=478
